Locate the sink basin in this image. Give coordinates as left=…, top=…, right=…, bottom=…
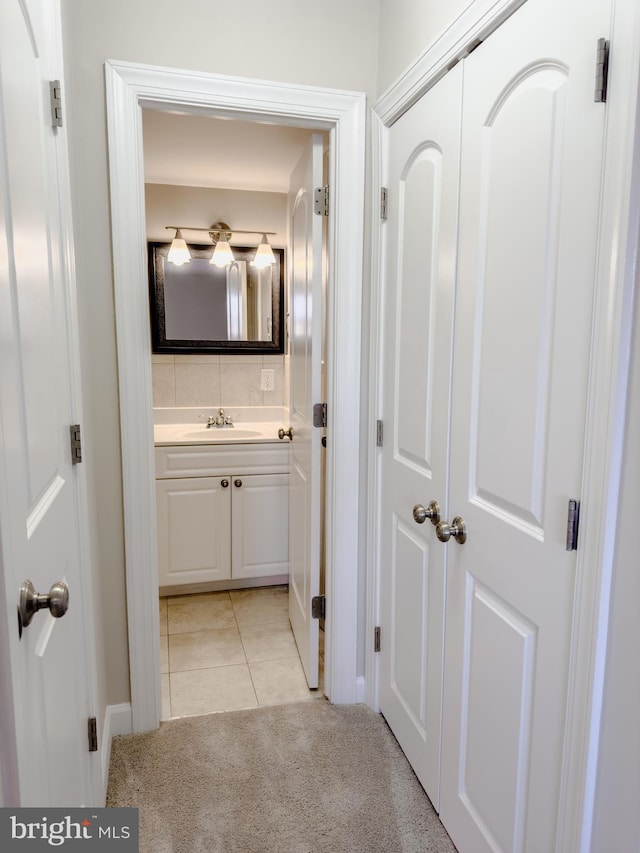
left=180, top=428, right=263, bottom=440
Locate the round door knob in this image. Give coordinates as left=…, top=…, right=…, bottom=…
left=234, top=479, right=242, bottom=488
left=221, top=479, right=229, bottom=488
left=278, top=427, right=293, bottom=440
left=436, top=517, right=467, bottom=545
left=412, top=501, right=440, bottom=526
left=18, top=579, right=69, bottom=633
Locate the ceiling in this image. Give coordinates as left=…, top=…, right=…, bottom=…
left=142, top=109, right=316, bottom=194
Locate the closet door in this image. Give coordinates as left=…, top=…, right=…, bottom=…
left=378, top=63, right=462, bottom=809
left=440, top=0, right=611, bottom=850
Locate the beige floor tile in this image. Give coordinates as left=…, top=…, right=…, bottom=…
left=170, top=665, right=258, bottom=717
left=239, top=621, right=299, bottom=663
left=160, top=635, right=169, bottom=674
left=161, top=674, right=171, bottom=721
left=167, top=595, right=236, bottom=635
left=230, top=586, right=289, bottom=627
left=169, top=626, right=246, bottom=672
left=249, top=657, right=320, bottom=706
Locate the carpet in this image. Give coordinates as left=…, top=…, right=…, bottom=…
left=106, top=700, right=457, bottom=853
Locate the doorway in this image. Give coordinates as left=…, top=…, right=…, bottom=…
left=105, top=61, right=366, bottom=732
left=142, top=109, right=327, bottom=717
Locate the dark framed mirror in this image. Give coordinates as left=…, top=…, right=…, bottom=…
left=148, top=242, right=285, bottom=354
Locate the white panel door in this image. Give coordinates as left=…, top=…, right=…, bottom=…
left=288, top=135, right=324, bottom=688
left=378, top=64, right=462, bottom=809
left=0, top=0, right=93, bottom=804
left=440, top=0, right=611, bottom=850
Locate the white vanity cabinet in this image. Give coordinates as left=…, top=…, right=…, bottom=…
left=155, top=442, right=289, bottom=590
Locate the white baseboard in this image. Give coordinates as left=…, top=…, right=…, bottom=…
left=356, top=675, right=366, bottom=704
left=99, top=703, right=133, bottom=800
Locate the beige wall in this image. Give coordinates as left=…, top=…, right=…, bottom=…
left=147, top=184, right=289, bottom=409
left=376, top=0, right=474, bottom=95
left=61, top=0, right=380, bottom=712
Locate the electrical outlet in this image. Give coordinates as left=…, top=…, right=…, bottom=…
left=260, top=368, right=275, bottom=391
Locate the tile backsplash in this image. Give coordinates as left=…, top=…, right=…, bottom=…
left=152, top=354, right=286, bottom=408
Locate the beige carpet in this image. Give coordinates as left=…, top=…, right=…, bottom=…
left=107, top=700, right=457, bottom=853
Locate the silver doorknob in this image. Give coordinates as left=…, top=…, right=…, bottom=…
left=412, top=501, right=440, bottom=526
left=278, top=427, right=293, bottom=440
left=18, top=579, right=69, bottom=635
left=436, top=517, right=467, bottom=544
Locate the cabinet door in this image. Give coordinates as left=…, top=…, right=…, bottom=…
left=156, top=476, right=231, bottom=586
left=231, top=473, right=289, bottom=580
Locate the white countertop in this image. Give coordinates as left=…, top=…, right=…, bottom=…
left=153, top=407, right=289, bottom=446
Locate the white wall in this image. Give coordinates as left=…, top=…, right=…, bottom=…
left=61, top=0, right=380, bottom=712
left=376, top=0, right=473, bottom=95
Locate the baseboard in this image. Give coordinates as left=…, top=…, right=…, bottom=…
left=356, top=675, right=366, bottom=704
left=99, top=703, right=133, bottom=800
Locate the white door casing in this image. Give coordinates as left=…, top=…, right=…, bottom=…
left=288, top=135, right=324, bottom=689
left=0, top=0, right=96, bottom=806
left=440, top=1, right=612, bottom=849
left=378, top=64, right=462, bottom=809
left=105, top=62, right=366, bottom=728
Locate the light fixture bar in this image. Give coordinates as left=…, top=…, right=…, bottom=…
left=165, top=226, right=277, bottom=237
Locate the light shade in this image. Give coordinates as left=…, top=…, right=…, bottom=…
left=167, top=229, right=191, bottom=266
left=210, top=238, right=234, bottom=268
left=250, top=234, right=276, bottom=269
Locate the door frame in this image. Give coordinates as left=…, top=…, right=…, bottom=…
left=105, top=61, right=366, bottom=732
left=367, top=0, right=640, bottom=849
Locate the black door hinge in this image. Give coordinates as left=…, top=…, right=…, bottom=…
left=88, top=717, right=98, bottom=752
left=312, top=595, right=326, bottom=620
left=374, top=626, right=381, bottom=653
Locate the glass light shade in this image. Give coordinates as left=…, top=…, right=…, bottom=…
left=210, top=239, right=234, bottom=267
left=167, top=229, right=191, bottom=266
left=250, top=234, right=276, bottom=269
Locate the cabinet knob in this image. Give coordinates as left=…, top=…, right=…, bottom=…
left=221, top=479, right=229, bottom=488
left=234, top=479, right=242, bottom=488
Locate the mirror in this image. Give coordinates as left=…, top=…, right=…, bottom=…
left=148, top=242, right=284, bottom=354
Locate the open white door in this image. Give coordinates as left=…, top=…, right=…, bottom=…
left=287, top=135, right=324, bottom=688
left=0, top=0, right=94, bottom=805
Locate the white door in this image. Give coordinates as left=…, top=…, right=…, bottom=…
left=232, top=473, right=289, bottom=580
left=288, top=135, right=324, bottom=688
left=439, top=0, right=611, bottom=850
left=378, top=64, right=462, bottom=809
left=0, top=0, right=94, bottom=805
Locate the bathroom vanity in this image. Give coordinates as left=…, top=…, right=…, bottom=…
left=154, top=412, right=290, bottom=594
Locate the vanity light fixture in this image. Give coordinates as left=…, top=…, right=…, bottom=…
left=164, top=221, right=277, bottom=268
left=250, top=233, right=276, bottom=269
left=166, top=228, right=191, bottom=266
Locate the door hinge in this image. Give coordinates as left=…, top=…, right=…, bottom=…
left=374, top=626, right=381, bottom=653
left=380, top=187, right=388, bottom=220
left=313, top=402, right=327, bottom=429
left=88, top=717, right=98, bottom=752
left=49, top=80, right=63, bottom=127
left=376, top=420, right=383, bottom=447
left=312, top=595, right=326, bottom=620
left=594, top=38, right=609, bottom=103
left=565, top=499, right=580, bottom=551
left=314, top=185, right=329, bottom=216
left=70, top=424, right=82, bottom=464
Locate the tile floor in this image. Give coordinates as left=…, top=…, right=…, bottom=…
left=159, top=585, right=324, bottom=719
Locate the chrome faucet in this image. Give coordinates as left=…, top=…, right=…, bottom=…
left=205, top=408, right=233, bottom=428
